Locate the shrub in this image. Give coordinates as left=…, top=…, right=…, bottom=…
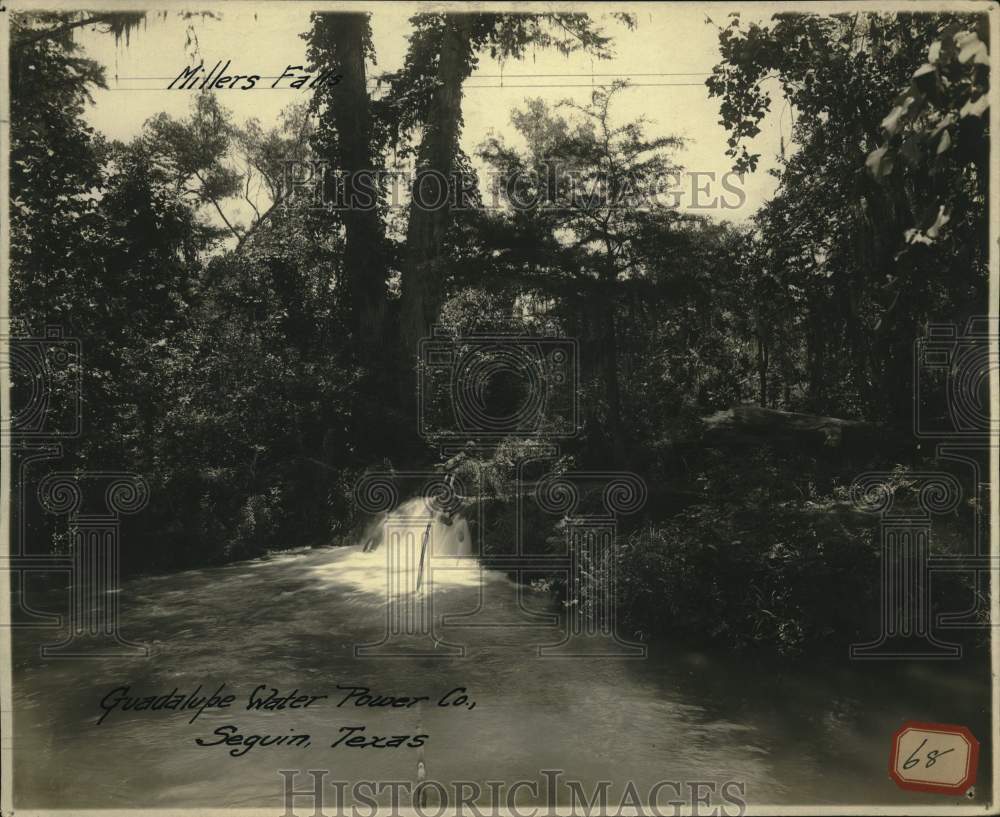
left=617, top=500, right=879, bottom=654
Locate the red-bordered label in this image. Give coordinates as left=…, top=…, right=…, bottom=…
left=888, top=721, right=979, bottom=795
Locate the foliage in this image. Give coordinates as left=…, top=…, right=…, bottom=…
left=472, top=84, right=707, bottom=463
left=380, top=13, right=630, bottom=154
left=618, top=503, right=877, bottom=655
left=10, top=15, right=358, bottom=570
left=141, top=93, right=315, bottom=250
left=866, top=18, right=989, bottom=250
left=8, top=10, right=990, bottom=655
left=146, top=248, right=358, bottom=567
left=707, top=11, right=989, bottom=422
left=616, top=451, right=981, bottom=655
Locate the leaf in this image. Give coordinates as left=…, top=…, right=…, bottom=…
left=931, top=113, right=955, bottom=135
left=960, top=94, right=989, bottom=118
left=865, top=145, right=893, bottom=178
left=926, top=205, right=950, bottom=239
left=976, top=14, right=990, bottom=48
left=955, top=30, right=978, bottom=50
left=960, top=40, right=988, bottom=65
left=956, top=31, right=987, bottom=64
left=938, top=23, right=962, bottom=59
left=881, top=105, right=906, bottom=134
left=936, top=129, right=952, bottom=154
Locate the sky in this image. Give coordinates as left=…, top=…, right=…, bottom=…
left=73, top=3, right=787, bottom=223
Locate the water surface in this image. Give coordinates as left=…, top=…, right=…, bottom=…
left=13, top=511, right=992, bottom=810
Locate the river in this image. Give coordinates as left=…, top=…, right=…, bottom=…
left=11, top=504, right=992, bottom=811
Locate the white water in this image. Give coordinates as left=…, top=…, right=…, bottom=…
left=311, top=498, right=479, bottom=599
left=365, top=497, right=473, bottom=558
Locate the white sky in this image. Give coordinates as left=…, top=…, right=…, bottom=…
left=72, top=4, right=787, bottom=222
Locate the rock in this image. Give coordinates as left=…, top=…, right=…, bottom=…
left=701, top=406, right=911, bottom=459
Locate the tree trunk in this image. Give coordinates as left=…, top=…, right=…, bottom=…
left=320, top=13, right=390, bottom=367
left=602, top=294, right=626, bottom=464
left=806, top=298, right=826, bottom=413
left=398, top=16, right=474, bottom=403
left=756, top=330, right=769, bottom=408
left=599, top=239, right=625, bottom=464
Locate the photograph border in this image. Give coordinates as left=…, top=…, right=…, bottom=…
left=0, top=1, right=997, bottom=815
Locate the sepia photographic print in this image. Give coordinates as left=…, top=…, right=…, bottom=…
left=0, top=1, right=997, bottom=814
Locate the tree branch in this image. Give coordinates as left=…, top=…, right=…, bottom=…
left=193, top=169, right=243, bottom=243
left=233, top=193, right=284, bottom=254
left=13, top=14, right=136, bottom=49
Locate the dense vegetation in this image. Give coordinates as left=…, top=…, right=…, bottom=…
left=10, top=11, right=989, bottom=654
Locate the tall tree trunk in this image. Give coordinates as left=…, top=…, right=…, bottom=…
left=398, top=16, right=474, bottom=409
left=806, top=298, right=826, bottom=413
left=756, top=330, right=769, bottom=408
left=599, top=240, right=625, bottom=464
left=310, top=13, right=401, bottom=459
left=317, top=13, right=390, bottom=367
left=602, top=294, right=626, bottom=465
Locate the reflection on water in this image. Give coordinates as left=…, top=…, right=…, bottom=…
left=11, top=512, right=992, bottom=810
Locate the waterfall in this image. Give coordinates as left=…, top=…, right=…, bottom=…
left=345, top=498, right=478, bottom=599
left=365, top=498, right=472, bottom=560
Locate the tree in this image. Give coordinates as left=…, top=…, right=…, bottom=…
left=303, top=11, right=633, bottom=455
left=476, top=83, right=686, bottom=463
left=707, top=11, right=989, bottom=423
left=11, top=13, right=210, bottom=519
left=385, top=13, right=633, bottom=401
left=307, top=13, right=392, bottom=368
left=11, top=10, right=145, bottom=51
left=141, top=94, right=314, bottom=252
